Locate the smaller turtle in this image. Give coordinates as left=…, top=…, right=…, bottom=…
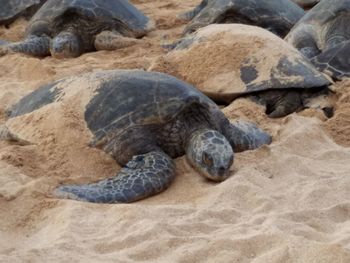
left=285, top=0, right=350, bottom=80
left=1, top=70, right=271, bottom=203
left=151, top=24, right=334, bottom=118
left=180, top=0, right=305, bottom=37
left=0, top=0, right=46, bottom=25
left=0, top=0, right=153, bottom=58
left=292, top=0, right=320, bottom=9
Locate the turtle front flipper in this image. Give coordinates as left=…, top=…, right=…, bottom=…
left=94, top=31, right=139, bottom=51
left=182, top=3, right=219, bottom=35
left=0, top=36, right=50, bottom=57
left=54, top=151, right=176, bottom=203
left=178, top=0, right=208, bottom=21
left=311, top=40, right=350, bottom=80
left=223, top=120, right=272, bottom=152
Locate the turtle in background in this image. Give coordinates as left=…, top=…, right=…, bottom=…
left=0, top=0, right=153, bottom=58
left=179, top=0, right=305, bottom=37
left=151, top=24, right=334, bottom=118
left=292, top=0, right=320, bottom=9
left=285, top=0, right=350, bottom=80
left=0, top=0, right=46, bottom=26
left=1, top=70, right=271, bottom=203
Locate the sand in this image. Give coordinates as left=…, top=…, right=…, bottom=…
left=0, top=0, right=350, bottom=262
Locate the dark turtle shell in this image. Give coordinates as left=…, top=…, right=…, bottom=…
left=183, top=0, right=305, bottom=37
left=26, top=0, right=151, bottom=37
left=7, top=70, right=218, bottom=148
left=288, top=0, right=350, bottom=28
left=285, top=0, right=350, bottom=78
left=286, top=0, right=350, bottom=50
left=0, top=0, right=46, bottom=25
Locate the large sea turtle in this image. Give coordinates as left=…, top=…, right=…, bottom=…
left=0, top=0, right=153, bottom=58
left=0, top=0, right=46, bottom=25
left=180, top=0, right=305, bottom=37
left=285, top=0, right=350, bottom=80
left=151, top=24, right=334, bottom=118
left=0, top=70, right=271, bottom=203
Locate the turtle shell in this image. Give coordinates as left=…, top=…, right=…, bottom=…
left=285, top=0, right=350, bottom=50
left=0, top=0, right=46, bottom=25
left=183, top=0, right=305, bottom=37
left=7, top=70, right=217, bottom=148
left=150, top=24, right=330, bottom=101
left=26, top=0, right=152, bottom=37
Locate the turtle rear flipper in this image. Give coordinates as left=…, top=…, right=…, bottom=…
left=54, top=151, right=175, bottom=203
left=1, top=36, right=50, bottom=57
left=94, top=31, right=139, bottom=51
left=0, top=125, right=32, bottom=145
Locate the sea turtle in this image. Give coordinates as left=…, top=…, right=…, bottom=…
left=292, top=0, right=320, bottom=9
left=285, top=0, right=350, bottom=80
left=0, top=0, right=46, bottom=25
left=151, top=24, right=334, bottom=118
left=1, top=70, right=271, bottom=203
left=180, top=0, right=305, bottom=37
left=0, top=0, right=153, bottom=58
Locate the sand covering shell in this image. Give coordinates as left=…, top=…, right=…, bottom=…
left=150, top=24, right=329, bottom=98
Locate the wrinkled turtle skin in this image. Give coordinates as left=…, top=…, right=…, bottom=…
left=3, top=70, right=271, bottom=203
left=181, top=0, right=305, bottom=37
left=152, top=24, right=334, bottom=118
left=0, top=0, right=153, bottom=58
left=286, top=0, right=350, bottom=80
left=0, top=0, right=46, bottom=25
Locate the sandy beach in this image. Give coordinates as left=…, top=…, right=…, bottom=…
left=0, top=0, right=350, bottom=262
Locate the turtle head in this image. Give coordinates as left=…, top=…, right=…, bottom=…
left=186, top=129, right=233, bottom=181
left=51, top=31, right=83, bottom=58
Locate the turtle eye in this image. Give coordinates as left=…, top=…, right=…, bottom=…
left=202, top=152, right=213, bottom=167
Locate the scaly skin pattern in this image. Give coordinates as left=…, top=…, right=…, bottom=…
left=186, top=129, right=234, bottom=181
left=4, top=36, right=51, bottom=57
left=54, top=151, right=175, bottom=203
left=311, top=40, right=350, bottom=80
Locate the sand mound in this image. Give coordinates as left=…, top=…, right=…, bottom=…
left=0, top=0, right=350, bottom=262
left=323, top=79, right=350, bottom=147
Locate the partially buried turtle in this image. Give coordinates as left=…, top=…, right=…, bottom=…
left=180, top=0, right=305, bottom=37
left=285, top=0, right=350, bottom=80
left=151, top=24, right=334, bottom=118
left=1, top=70, right=271, bottom=203
left=0, top=0, right=46, bottom=25
left=0, top=0, right=153, bottom=58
